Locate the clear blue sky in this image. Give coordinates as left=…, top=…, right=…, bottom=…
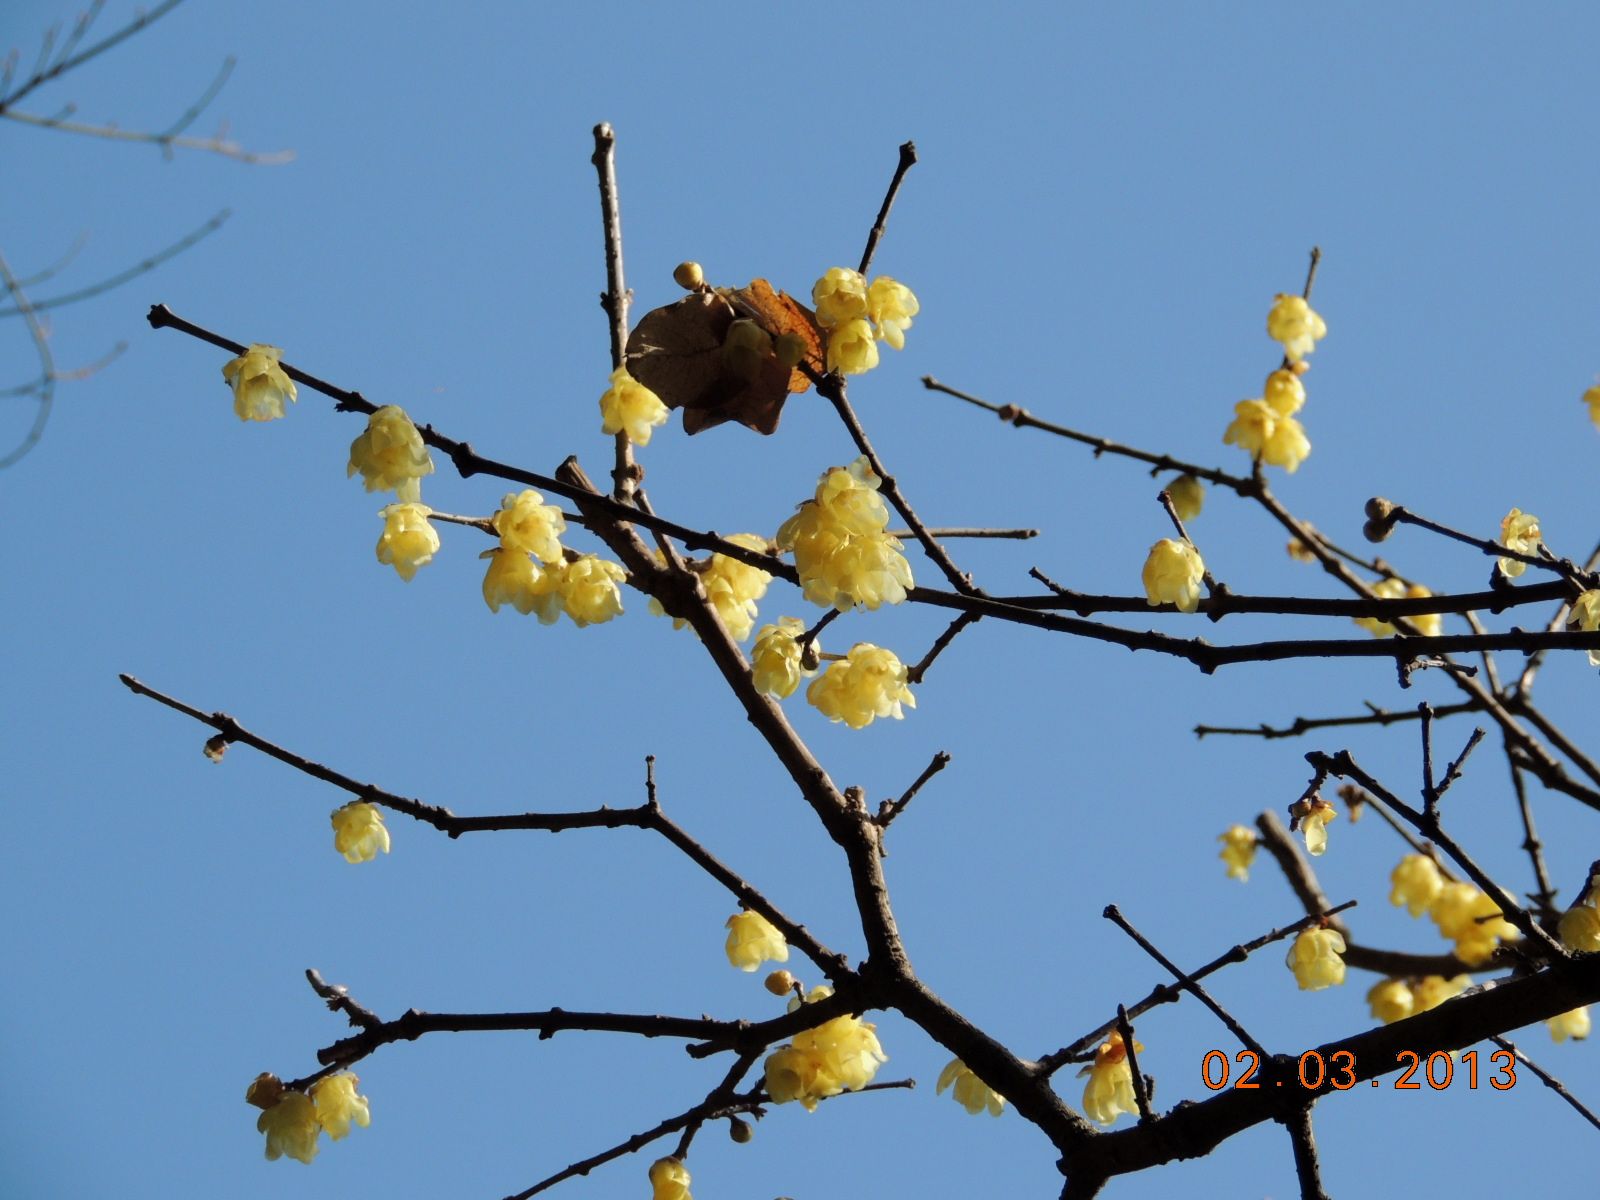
left=5, top=3, right=1600, bottom=1198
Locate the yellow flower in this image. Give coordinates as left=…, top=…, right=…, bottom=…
left=1367, top=979, right=1415, bottom=1024
left=1165, top=474, right=1204, bottom=523
left=245, top=1072, right=285, bottom=1110
left=825, top=316, right=880, bottom=375
left=331, top=801, right=391, bottom=863
left=1218, top=825, right=1257, bottom=881
left=491, top=490, right=566, bottom=564
left=1263, top=368, right=1306, bottom=416
left=725, top=909, right=789, bottom=973
left=866, top=276, right=919, bottom=350
left=551, top=555, right=625, bottom=627
left=1549, top=1006, right=1592, bottom=1043
left=1291, top=796, right=1337, bottom=857
left=776, top=459, right=912, bottom=612
left=807, top=643, right=916, bottom=729
left=763, top=986, right=887, bottom=1111
left=257, top=1091, right=320, bottom=1163
left=1410, top=974, right=1470, bottom=1013
left=1558, top=903, right=1600, bottom=952
left=348, top=406, right=434, bottom=503
left=1222, top=398, right=1311, bottom=472
left=811, top=267, right=868, bottom=329
left=700, top=534, right=773, bottom=641
left=481, top=548, right=563, bottom=619
left=1389, top=854, right=1444, bottom=917
left=1403, top=585, right=1442, bottom=638
left=751, top=617, right=816, bottom=699
left=1497, top=508, right=1542, bottom=578
left=1429, top=882, right=1518, bottom=965
left=309, top=1073, right=370, bottom=1140
left=1287, top=531, right=1319, bottom=563
left=1353, top=577, right=1408, bottom=638
left=1585, top=384, right=1600, bottom=430
left=936, top=1058, right=1006, bottom=1117
left=1569, top=590, right=1600, bottom=667
left=1286, top=927, right=1346, bottom=990
left=1080, top=1031, right=1141, bottom=1126
left=375, top=502, right=440, bottom=581
left=1141, top=539, right=1205, bottom=614
left=649, top=1157, right=692, bottom=1200
left=598, top=366, right=669, bottom=446
left=1266, top=293, right=1327, bottom=362
left=222, top=343, right=297, bottom=422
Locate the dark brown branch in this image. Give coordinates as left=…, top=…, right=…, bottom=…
left=857, top=140, right=917, bottom=277
left=590, top=122, right=636, bottom=502
left=1283, top=1103, right=1330, bottom=1200
left=906, top=611, right=980, bottom=684
left=1196, top=699, right=1484, bottom=740
left=876, top=751, right=952, bottom=829
left=1115, top=1006, right=1153, bottom=1123
left=887, top=526, right=1038, bottom=539
left=305, top=968, right=379, bottom=1030
left=1491, top=1035, right=1600, bottom=1134
left=1507, top=754, right=1558, bottom=917
left=1387, top=501, right=1594, bottom=586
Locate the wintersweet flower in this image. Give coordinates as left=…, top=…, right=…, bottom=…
left=811, top=267, right=869, bottom=329
left=1389, top=854, right=1445, bottom=917
left=936, top=1058, right=1006, bottom=1117
left=375, top=503, right=440, bottom=581
left=1141, top=539, right=1205, bottom=614
left=257, top=1091, right=321, bottom=1163
left=1430, top=883, right=1518, bottom=965
left=1286, top=927, right=1346, bottom=990
left=825, top=316, right=880, bottom=375
left=1263, top=368, right=1306, bottom=416
left=480, top=548, right=563, bottom=619
left=699, top=534, right=773, bottom=641
left=649, top=1157, right=692, bottom=1200
left=348, top=406, right=434, bottom=503
left=807, top=643, right=916, bottom=729
left=1558, top=903, right=1600, bottom=952
left=1291, top=796, right=1338, bottom=857
left=222, top=343, right=297, bottom=422
left=1411, top=974, right=1470, bottom=1013
left=1549, top=1006, right=1591, bottom=1043
left=598, top=366, right=668, bottom=446
left=1165, top=474, right=1204, bottom=523
left=1218, top=825, right=1257, bottom=881
left=1569, top=590, right=1600, bottom=667
left=763, top=986, right=887, bottom=1111
left=777, top=459, right=912, bottom=612
left=866, top=276, right=919, bottom=349
left=1222, top=398, right=1311, bottom=472
left=1497, top=508, right=1542, bottom=578
left=751, top=618, right=816, bottom=698
left=1586, top=385, right=1600, bottom=430
left=331, top=801, right=390, bottom=863
left=1266, top=293, right=1327, bottom=362
left=1354, top=577, right=1408, bottom=638
left=1403, top=585, right=1442, bottom=639
left=245, top=1072, right=285, bottom=1110
left=556, top=555, right=626, bottom=626
left=1080, top=1032, right=1141, bottom=1126
left=1287, top=530, right=1319, bottom=563
left=309, top=1073, right=370, bottom=1140
left=725, top=909, right=789, bottom=972
left=1367, top=979, right=1415, bottom=1024
left=491, top=490, right=566, bottom=564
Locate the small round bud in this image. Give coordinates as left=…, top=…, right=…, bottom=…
left=798, top=641, right=822, bottom=673
left=728, top=1117, right=754, bottom=1144
left=1364, top=497, right=1395, bottom=522
left=673, top=261, right=704, bottom=290
left=764, top=969, right=797, bottom=996
left=1362, top=519, right=1392, bottom=544
left=774, top=332, right=806, bottom=370
left=245, top=1072, right=284, bottom=1110
left=1289, top=359, right=1311, bottom=376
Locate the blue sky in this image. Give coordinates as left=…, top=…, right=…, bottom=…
left=5, top=3, right=1600, bottom=1198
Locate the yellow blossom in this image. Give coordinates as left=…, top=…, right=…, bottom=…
left=1354, top=577, right=1408, bottom=638
left=1222, top=398, right=1310, bottom=472
left=751, top=618, right=817, bottom=699
left=1497, top=508, right=1542, bottom=578
left=1403, top=585, right=1442, bottom=638
left=1165, top=474, right=1204, bottom=523
left=222, top=343, right=297, bottom=422
left=375, top=502, right=439, bottom=581
left=310, top=1073, right=370, bottom=1140
left=1586, top=385, right=1600, bottom=430
left=257, top=1091, right=320, bottom=1164
left=1558, top=903, right=1600, bottom=952
left=725, top=909, right=789, bottom=972
left=825, top=316, right=880, bottom=375
left=700, top=534, right=772, bottom=641
left=1367, top=979, right=1415, bottom=1024
left=649, top=1157, right=692, bottom=1200
left=1429, top=882, right=1518, bottom=965
left=1263, top=368, right=1306, bottom=416
left=1141, top=539, right=1204, bottom=614
left=599, top=366, right=669, bottom=446
left=556, top=555, right=626, bottom=627
left=1389, top=855, right=1445, bottom=917
left=763, top=986, right=887, bottom=1111
left=1287, top=531, right=1319, bottom=563
left=777, top=460, right=912, bottom=612
left=807, top=643, right=915, bottom=729
left=1411, top=974, right=1470, bottom=1013
left=866, top=276, right=919, bottom=349
left=811, top=267, right=868, bottom=329
left=1569, top=590, right=1600, bottom=667
left=1218, top=825, right=1257, bottom=881
left=1292, top=797, right=1337, bottom=857
left=1549, top=1006, right=1592, bottom=1043
left=1266, top=293, right=1327, bottom=362
left=348, top=406, right=434, bottom=503
left=481, top=548, right=562, bottom=619
left=1080, top=1032, right=1141, bottom=1126
left=331, top=801, right=391, bottom=863
left=936, top=1058, right=1005, bottom=1117
left=491, top=490, right=566, bottom=564
left=1286, top=927, right=1346, bottom=990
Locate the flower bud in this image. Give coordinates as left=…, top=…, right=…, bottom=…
left=203, top=734, right=228, bottom=763
left=673, top=261, right=705, bottom=290
left=764, top=969, right=797, bottom=996
left=728, top=1116, right=754, bottom=1143
left=1364, top=497, right=1396, bottom=522
left=775, top=332, right=806, bottom=370
left=245, top=1072, right=285, bottom=1110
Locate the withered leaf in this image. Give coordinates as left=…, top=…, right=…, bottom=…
left=625, top=279, right=823, bottom=436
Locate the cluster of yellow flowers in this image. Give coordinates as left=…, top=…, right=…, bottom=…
left=1496, top=507, right=1542, bottom=578
left=480, top=490, right=626, bottom=626
left=724, top=909, right=789, bottom=972
left=1549, top=1007, right=1592, bottom=1043
left=936, top=1058, right=1006, bottom=1117
left=1353, top=577, right=1442, bottom=639
left=750, top=617, right=819, bottom=698
left=599, top=366, right=669, bottom=445
left=1141, top=538, right=1205, bottom=613
left=1221, top=294, right=1326, bottom=473
left=1569, top=590, right=1600, bottom=667
left=811, top=267, right=919, bottom=375
left=1558, top=879, right=1600, bottom=952
left=763, top=986, right=888, bottom=1111
left=1286, top=926, right=1347, bottom=990
left=1217, top=825, right=1258, bottom=881
left=1079, top=1031, right=1141, bottom=1125
left=1365, top=974, right=1470, bottom=1024
left=807, top=643, right=916, bottom=729
left=649, top=1157, right=692, bottom=1200
left=222, top=344, right=298, bottom=421
left=331, top=800, right=391, bottom=863
left=1388, top=854, right=1517, bottom=964
left=777, top=457, right=913, bottom=612
left=650, top=535, right=774, bottom=641
left=247, top=1071, right=370, bottom=1164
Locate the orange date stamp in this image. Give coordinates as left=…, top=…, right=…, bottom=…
left=1200, top=1048, right=1517, bottom=1091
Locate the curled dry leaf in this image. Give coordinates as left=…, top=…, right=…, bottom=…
left=625, top=279, right=824, bottom=435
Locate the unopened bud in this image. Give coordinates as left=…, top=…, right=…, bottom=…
left=673, top=261, right=704, bottom=290
left=203, top=734, right=228, bottom=762
left=1364, top=497, right=1395, bottom=522
left=764, top=969, right=797, bottom=996
left=728, top=1116, right=754, bottom=1143
left=1290, top=359, right=1310, bottom=376
left=774, top=332, right=806, bottom=370
left=245, top=1072, right=284, bottom=1110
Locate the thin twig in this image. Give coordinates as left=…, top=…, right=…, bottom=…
left=1196, top=699, right=1484, bottom=740
left=0, top=0, right=180, bottom=111
left=1490, top=1036, right=1600, bottom=1134
left=590, top=122, right=635, bottom=502
left=1507, top=755, right=1558, bottom=917
left=857, top=140, right=917, bottom=277
left=906, top=611, right=980, bottom=684
left=876, top=751, right=952, bottom=829
left=887, top=526, right=1038, bottom=539
left=1115, top=1006, right=1153, bottom=1123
